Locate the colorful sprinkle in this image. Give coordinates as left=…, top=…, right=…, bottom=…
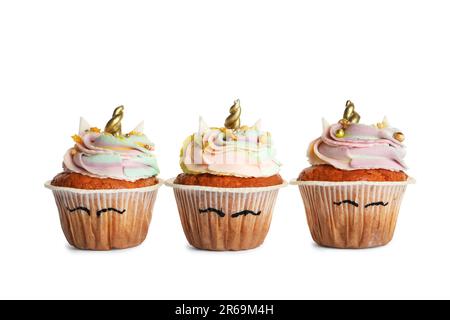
left=71, top=135, right=83, bottom=144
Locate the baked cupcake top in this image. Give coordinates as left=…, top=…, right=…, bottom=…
left=63, top=106, right=160, bottom=181
left=180, top=100, right=281, bottom=177
left=308, top=100, right=407, bottom=172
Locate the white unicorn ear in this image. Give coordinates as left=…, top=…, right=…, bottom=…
left=198, top=116, right=209, bottom=133
left=322, top=118, right=330, bottom=132
left=252, top=119, right=262, bottom=131
left=132, top=121, right=145, bottom=133
left=79, top=117, right=91, bottom=135
left=376, top=116, right=390, bottom=129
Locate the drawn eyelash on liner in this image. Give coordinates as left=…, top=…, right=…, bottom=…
left=365, top=202, right=389, bottom=208
left=199, top=208, right=261, bottom=218
left=66, top=207, right=91, bottom=215
left=231, top=210, right=261, bottom=218
left=199, top=208, right=225, bottom=217
left=96, top=208, right=126, bottom=217
left=333, top=200, right=359, bottom=207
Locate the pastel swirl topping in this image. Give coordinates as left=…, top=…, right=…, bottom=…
left=308, top=117, right=407, bottom=172
left=63, top=112, right=159, bottom=181
left=180, top=118, right=281, bottom=177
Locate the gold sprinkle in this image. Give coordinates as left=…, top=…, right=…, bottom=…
left=89, top=127, right=101, bottom=133
left=335, top=129, right=345, bottom=138
left=339, top=119, right=350, bottom=129
left=71, top=135, right=83, bottom=144
left=221, top=128, right=238, bottom=141
left=393, top=132, right=405, bottom=142
left=259, top=135, right=267, bottom=144
left=127, top=130, right=143, bottom=136
left=377, top=122, right=386, bottom=129
left=137, top=142, right=153, bottom=150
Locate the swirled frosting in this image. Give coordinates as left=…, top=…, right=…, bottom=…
left=63, top=121, right=159, bottom=181
left=180, top=118, right=281, bottom=177
left=308, top=119, right=407, bottom=171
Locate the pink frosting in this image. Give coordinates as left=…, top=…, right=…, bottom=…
left=181, top=126, right=281, bottom=178
left=63, top=131, right=159, bottom=181
left=308, top=121, right=407, bottom=172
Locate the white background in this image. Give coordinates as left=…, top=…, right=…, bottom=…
left=0, top=0, right=448, bottom=299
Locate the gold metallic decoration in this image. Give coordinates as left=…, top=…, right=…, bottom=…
left=259, top=134, right=268, bottom=144
left=335, top=128, right=345, bottom=138
left=339, top=119, right=351, bottom=129
left=343, top=100, right=360, bottom=124
left=224, top=99, right=241, bottom=130
left=71, top=134, right=83, bottom=144
left=335, top=100, right=360, bottom=137
left=104, top=105, right=124, bottom=136
left=138, top=143, right=152, bottom=150
left=393, top=132, right=405, bottom=142
left=221, top=128, right=238, bottom=141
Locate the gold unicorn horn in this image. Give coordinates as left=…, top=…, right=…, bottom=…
left=105, top=105, right=124, bottom=136
left=343, top=100, right=360, bottom=124
left=336, top=100, right=361, bottom=138
left=224, top=99, right=241, bottom=130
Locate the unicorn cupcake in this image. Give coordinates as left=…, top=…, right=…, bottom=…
left=292, top=100, right=413, bottom=248
left=166, top=100, right=286, bottom=251
left=46, top=106, right=162, bottom=250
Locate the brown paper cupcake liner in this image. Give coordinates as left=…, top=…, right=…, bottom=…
left=291, top=179, right=414, bottom=249
left=45, top=181, right=162, bottom=250
left=166, top=178, right=287, bottom=251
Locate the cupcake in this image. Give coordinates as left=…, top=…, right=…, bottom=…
left=166, top=100, right=286, bottom=251
left=292, top=100, right=413, bottom=249
left=45, top=106, right=162, bottom=250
